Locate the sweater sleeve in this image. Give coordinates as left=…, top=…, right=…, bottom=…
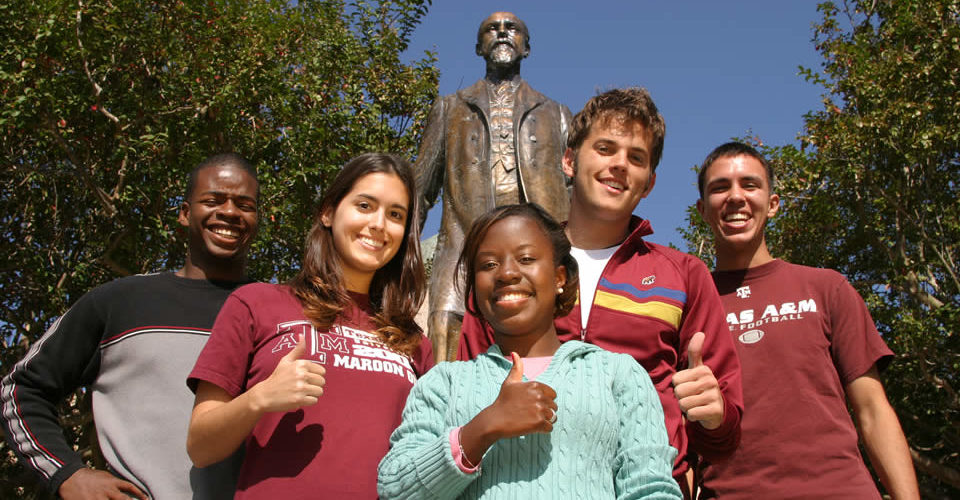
left=0, top=292, right=106, bottom=493
left=679, top=258, right=743, bottom=460
left=612, top=355, right=683, bottom=500
left=378, top=364, right=477, bottom=499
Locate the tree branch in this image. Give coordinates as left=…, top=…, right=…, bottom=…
left=41, top=113, right=118, bottom=217
left=76, top=1, right=120, bottom=124
left=910, top=447, right=960, bottom=491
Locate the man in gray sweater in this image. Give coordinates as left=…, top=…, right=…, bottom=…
left=1, top=153, right=258, bottom=499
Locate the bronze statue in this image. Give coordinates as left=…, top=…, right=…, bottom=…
left=415, top=11, right=572, bottom=361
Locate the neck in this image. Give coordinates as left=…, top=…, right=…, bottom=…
left=565, top=201, right=631, bottom=250
left=714, top=237, right=775, bottom=271
left=177, top=254, right=247, bottom=282
left=495, top=327, right=561, bottom=358
left=484, top=64, right=521, bottom=85
left=343, top=273, right=372, bottom=295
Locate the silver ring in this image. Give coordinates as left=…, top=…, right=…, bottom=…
left=549, top=411, right=557, bottom=424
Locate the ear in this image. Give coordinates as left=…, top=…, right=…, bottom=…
left=767, top=192, right=781, bottom=218
left=178, top=202, right=190, bottom=228
left=562, top=148, right=576, bottom=178
left=475, top=43, right=483, bottom=57
left=320, top=206, right=334, bottom=228
left=641, top=172, right=657, bottom=198
left=555, top=264, right=567, bottom=290
left=696, top=198, right=705, bottom=219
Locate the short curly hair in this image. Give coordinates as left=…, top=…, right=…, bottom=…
left=567, top=87, right=665, bottom=171
left=457, top=203, right=579, bottom=322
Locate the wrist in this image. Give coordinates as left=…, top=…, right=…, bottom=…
left=461, top=410, right=500, bottom=459
left=244, top=383, right=269, bottom=416
left=699, top=415, right=723, bottom=430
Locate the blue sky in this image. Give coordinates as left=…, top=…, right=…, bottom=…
left=404, top=1, right=826, bottom=249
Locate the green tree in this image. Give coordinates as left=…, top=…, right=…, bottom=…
left=0, top=0, right=437, bottom=495
left=683, top=0, right=959, bottom=496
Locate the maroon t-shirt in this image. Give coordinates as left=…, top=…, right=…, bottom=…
left=702, top=259, right=891, bottom=499
left=189, top=283, right=433, bottom=499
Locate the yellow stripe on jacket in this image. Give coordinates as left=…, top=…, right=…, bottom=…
left=593, top=290, right=683, bottom=329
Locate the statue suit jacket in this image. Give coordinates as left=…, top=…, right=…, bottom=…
left=415, top=78, right=572, bottom=314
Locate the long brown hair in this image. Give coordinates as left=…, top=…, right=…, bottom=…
left=289, top=153, right=426, bottom=356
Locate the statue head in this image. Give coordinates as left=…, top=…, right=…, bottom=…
left=475, top=12, right=530, bottom=69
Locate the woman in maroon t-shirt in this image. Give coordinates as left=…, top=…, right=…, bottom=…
left=186, top=153, right=433, bottom=498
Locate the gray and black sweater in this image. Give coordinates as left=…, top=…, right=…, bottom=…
left=1, top=272, right=244, bottom=499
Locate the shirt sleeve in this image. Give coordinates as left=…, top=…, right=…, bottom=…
left=413, top=333, right=436, bottom=376
left=187, top=292, right=255, bottom=396
left=378, top=365, right=476, bottom=499
left=612, top=354, right=683, bottom=500
left=0, top=291, right=106, bottom=492
left=457, top=302, right=496, bottom=361
left=678, top=258, right=743, bottom=461
left=826, top=277, right=894, bottom=384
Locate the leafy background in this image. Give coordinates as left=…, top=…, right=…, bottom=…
left=0, top=0, right=437, bottom=495
left=1, top=0, right=957, bottom=497
left=683, top=1, right=959, bottom=496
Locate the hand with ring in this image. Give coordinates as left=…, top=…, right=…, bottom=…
left=453, top=353, right=560, bottom=471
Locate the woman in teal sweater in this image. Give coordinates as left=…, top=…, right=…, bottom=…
left=379, top=204, right=680, bottom=499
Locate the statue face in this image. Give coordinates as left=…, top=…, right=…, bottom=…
left=476, top=12, right=529, bottom=67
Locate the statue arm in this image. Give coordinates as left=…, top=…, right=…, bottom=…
left=559, top=102, right=572, bottom=145
left=559, top=103, right=573, bottom=186
left=414, top=97, right=447, bottom=231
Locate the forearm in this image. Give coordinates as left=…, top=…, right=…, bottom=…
left=379, top=430, right=474, bottom=500
left=379, top=369, right=475, bottom=499
left=847, top=368, right=919, bottom=499
left=0, top=386, right=87, bottom=488
left=0, top=312, right=100, bottom=487
left=616, top=356, right=683, bottom=499
left=857, top=403, right=919, bottom=499
left=187, top=383, right=264, bottom=467
left=458, top=407, right=503, bottom=465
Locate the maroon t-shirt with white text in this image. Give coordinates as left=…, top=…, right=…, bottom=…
left=189, top=283, right=433, bottom=499
left=701, top=259, right=891, bottom=499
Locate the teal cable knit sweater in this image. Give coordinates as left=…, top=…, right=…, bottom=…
left=378, top=341, right=681, bottom=499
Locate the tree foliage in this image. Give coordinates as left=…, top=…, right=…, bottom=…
left=0, top=0, right=437, bottom=495
left=683, top=0, right=959, bottom=496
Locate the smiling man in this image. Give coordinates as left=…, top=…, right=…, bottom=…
left=0, top=153, right=258, bottom=499
left=459, top=88, right=744, bottom=497
left=415, top=11, right=572, bottom=361
left=695, top=142, right=918, bottom=499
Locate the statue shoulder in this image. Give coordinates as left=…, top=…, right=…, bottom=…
left=454, top=79, right=489, bottom=104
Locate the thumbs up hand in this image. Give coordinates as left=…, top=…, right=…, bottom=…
left=671, top=332, right=724, bottom=430
left=488, top=352, right=558, bottom=438
left=457, top=352, right=558, bottom=467
left=250, top=334, right=327, bottom=414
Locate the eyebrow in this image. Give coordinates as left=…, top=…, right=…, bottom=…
left=707, top=174, right=764, bottom=186
left=355, top=193, right=408, bottom=211
left=477, top=243, right=538, bottom=254
left=198, top=190, right=257, bottom=201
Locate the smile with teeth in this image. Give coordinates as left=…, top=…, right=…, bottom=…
left=358, top=235, right=385, bottom=249
left=600, top=179, right=625, bottom=191
left=210, top=227, right=241, bottom=239
left=723, top=213, right=750, bottom=223
left=495, top=291, right=532, bottom=303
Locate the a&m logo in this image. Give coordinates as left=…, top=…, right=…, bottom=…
left=641, top=275, right=656, bottom=285
left=736, top=286, right=751, bottom=299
